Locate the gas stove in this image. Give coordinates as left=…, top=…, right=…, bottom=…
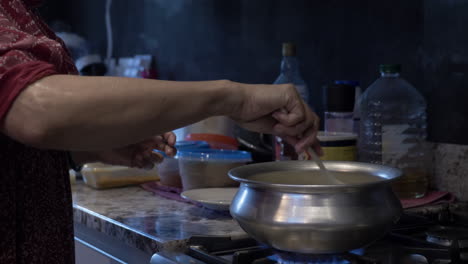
left=152, top=205, right=468, bottom=264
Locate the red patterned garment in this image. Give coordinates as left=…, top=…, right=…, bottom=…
left=0, top=0, right=78, bottom=263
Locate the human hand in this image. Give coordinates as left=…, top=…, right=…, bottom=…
left=77, top=132, right=177, bottom=169
left=229, top=82, right=321, bottom=154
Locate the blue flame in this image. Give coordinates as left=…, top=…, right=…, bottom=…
left=269, top=248, right=365, bottom=264
left=350, top=248, right=365, bottom=256
left=269, top=254, right=349, bottom=264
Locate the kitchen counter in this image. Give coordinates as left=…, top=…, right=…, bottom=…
left=72, top=181, right=459, bottom=263
left=72, top=182, right=245, bottom=256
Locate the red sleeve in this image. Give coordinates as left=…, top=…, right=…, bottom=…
left=0, top=0, right=75, bottom=122
left=0, top=61, right=58, bottom=120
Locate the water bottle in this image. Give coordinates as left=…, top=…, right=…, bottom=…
left=359, top=64, right=430, bottom=199
left=273, top=43, right=310, bottom=160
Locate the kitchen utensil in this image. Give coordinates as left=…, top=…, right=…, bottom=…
left=308, top=147, right=343, bottom=185
left=229, top=160, right=402, bottom=254
left=181, top=188, right=238, bottom=211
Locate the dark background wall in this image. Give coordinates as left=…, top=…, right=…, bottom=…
left=38, top=0, right=468, bottom=144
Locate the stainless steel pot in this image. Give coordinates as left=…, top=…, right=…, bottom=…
left=228, top=161, right=402, bottom=254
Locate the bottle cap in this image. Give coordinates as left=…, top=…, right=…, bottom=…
left=326, top=83, right=355, bottom=112
left=282, top=43, right=296, bottom=57
left=379, top=64, right=401, bottom=73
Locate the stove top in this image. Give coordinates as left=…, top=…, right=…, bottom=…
left=152, top=208, right=468, bottom=264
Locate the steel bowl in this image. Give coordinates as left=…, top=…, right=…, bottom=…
left=228, top=160, right=402, bottom=254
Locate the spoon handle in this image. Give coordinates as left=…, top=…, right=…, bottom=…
left=308, top=148, right=344, bottom=185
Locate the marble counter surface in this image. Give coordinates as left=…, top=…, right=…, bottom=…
left=72, top=182, right=245, bottom=254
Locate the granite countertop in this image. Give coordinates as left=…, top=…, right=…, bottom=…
left=72, top=182, right=245, bottom=255
left=72, top=180, right=462, bottom=256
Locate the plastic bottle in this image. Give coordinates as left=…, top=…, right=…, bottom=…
left=359, top=64, right=430, bottom=199
left=274, top=43, right=309, bottom=102
left=273, top=43, right=310, bottom=160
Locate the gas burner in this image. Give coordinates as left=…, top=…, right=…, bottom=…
left=426, top=226, right=468, bottom=246
left=272, top=251, right=348, bottom=264
left=270, top=249, right=369, bottom=264
left=426, top=226, right=468, bottom=261
left=152, top=212, right=468, bottom=264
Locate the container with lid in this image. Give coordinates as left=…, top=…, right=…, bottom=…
left=334, top=80, right=362, bottom=135
left=324, top=83, right=356, bottom=133
left=316, top=131, right=358, bottom=161
left=174, top=140, right=210, bottom=150
left=177, top=149, right=252, bottom=191
left=156, top=140, right=210, bottom=188
left=185, top=133, right=238, bottom=150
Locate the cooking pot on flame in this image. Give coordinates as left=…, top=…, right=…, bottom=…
left=228, top=161, right=402, bottom=254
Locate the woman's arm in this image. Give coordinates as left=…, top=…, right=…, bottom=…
left=2, top=75, right=239, bottom=150
left=2, top=75, right=319, bottom=153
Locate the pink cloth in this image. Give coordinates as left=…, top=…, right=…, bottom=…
left=141, top=181, right=201, bottom=206
left=400, top=191, right=456, bottom=209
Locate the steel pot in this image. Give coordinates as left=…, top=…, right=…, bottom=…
left=228, top=161, right=402, bottom=254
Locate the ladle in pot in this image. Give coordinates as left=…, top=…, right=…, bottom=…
left=275, top=107, right=343, bottom=184
left=308, top=147, right=344, bottom=185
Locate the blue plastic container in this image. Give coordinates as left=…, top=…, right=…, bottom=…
left=156, top=140, right=210, bottom=187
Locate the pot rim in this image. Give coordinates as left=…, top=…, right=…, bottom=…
left=228, top=160, right=402, bottom=191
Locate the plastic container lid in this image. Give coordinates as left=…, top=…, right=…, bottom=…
left=175, top=140, right=210, bottom=149
left=318, top=131, right=357, bottom=147
left=177, top=149, right=252, bottom=162
left=185, top=134, right=238, bottom=149
left=318, top=131, right=357, bottom=141
left=154, top=140, right=210, bottom=158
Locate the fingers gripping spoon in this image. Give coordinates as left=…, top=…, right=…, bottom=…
left=275, top=108, right=343, bottom=185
